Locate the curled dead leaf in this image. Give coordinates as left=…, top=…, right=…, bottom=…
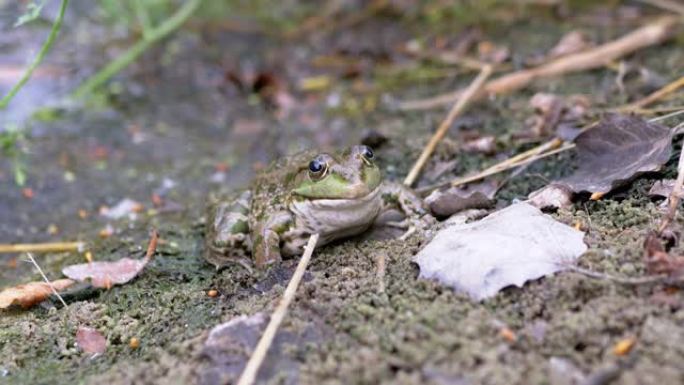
left=63, top=230, right=158, bottom=288
left=0, top=279, right=74, bottom=309
left=557, top=114, right=673, bottom=195
left=425, top=181, right=498, bottom=218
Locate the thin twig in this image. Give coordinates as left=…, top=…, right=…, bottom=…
left=630, top=106, right=684, bottom=117
left=295, top=0, right=388, bottom=39
left=0, top=0, right=69, bottom=109
left=375, top=254, right=386, bottom=294
left=25, top=252, right=68, bottom=308
left=568, top=265, right=677, bottom=286
left=617, top=74, right=684, bottom=112
left=0, top=241, right=85, bottom=254
left=416, top=111, right=673, bottom=195
left=415, top=142, right=574, bottom=194
left=144, top=228, right=159, bottom=264
left=284, top=0, right=344, bottom=39
left=73, top=0, right=202, bottom=97
left=636, top=0, right=684, bottom=15
left=658, top=143, right=684, bottom=233
left=451, top=144, right=575, bottom=187
left=647, top=108, right=684, bottom=123
left=479, top=138, right=563, bottom=176
left=399, top=16, right=679, bottom=111
left=236, top=233, right=320, bottom=385
left=403, top=65, right=493, bottom=186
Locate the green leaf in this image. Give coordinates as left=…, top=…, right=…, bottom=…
left=14, top=1, right=47, bottom=28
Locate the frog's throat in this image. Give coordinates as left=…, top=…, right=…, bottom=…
left=288, top=185, right=383, bottom=245
left=292, top=168, right=381, bottom=199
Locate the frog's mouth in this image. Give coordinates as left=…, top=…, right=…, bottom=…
left=292, top=167, right=381, bottom=199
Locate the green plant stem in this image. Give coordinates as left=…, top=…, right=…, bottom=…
left=0, top=0, right=69, bottom=109
left=130, top=0, right=153, bottom=40
left=73, top=0, right=203, bottom=98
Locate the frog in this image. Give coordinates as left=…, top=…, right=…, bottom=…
left=204, top=145, right=432, bottom=268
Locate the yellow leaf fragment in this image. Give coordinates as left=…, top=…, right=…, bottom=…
left=0, top=279, right=75, bottom=309
left=590, top=192, right=604, bottom=201
left=299, top=75, right=332, bottom=92
left=613, top=337, right=636, bottom=356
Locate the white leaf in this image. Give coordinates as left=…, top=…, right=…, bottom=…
left=414, top=202, right=586, bottom=300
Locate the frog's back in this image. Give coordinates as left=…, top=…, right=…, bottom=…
left=249, top=149, right=316, bottom=216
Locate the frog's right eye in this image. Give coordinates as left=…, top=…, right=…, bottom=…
left=308, top=158, right=327, bottom=179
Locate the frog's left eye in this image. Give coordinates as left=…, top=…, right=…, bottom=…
left=308, top=158, right=327, bottom=179
left=360, top=146, right=374, bottom=161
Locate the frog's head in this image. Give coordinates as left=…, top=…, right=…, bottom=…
left=292, top=145, right=381, bottom=199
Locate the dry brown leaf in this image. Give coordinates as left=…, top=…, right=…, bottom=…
left=527, top=183, right=573, bottom=210
left=76, top=326, right=106, bottom=354
left=462, top=136, right=496, bottom=155
left=648, top=179, right=684, bottom=199
left=529, top=93, right=564, bottom=137
left=63, top=230, right=158, bottom=288
left=426, top=181, right=498, bottom=218
left=557, top=114, right=673, bottom=195
left=644, top=232, right=684, bottom=276
left=527, top=93, right=589, bottom=139
left=0, top=279, right=74, bottom=309
left=62, top=258, right=149, bottom=288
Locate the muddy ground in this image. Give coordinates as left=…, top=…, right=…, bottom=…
left=1, top=2, right=684, bottom=384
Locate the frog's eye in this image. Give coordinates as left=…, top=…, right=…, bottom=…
left=360, top=146, right=374, bottom=161
left=308, top=158, right=327, bottom=179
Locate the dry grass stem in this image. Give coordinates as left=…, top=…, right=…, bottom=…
left=24, top=252, right=68, bottom=308
left=288, top=0, right=388, bottom=39
left=618, top=74, right=684, bottom=112
left=399, top=16, right=679, bottom=111
left=568, top=265, right=678, bottom=286
left=658, top=145, right=684, bottom=233
left=450, top=144, right=575, bottom=188
left=483, top=138, right=562, bottom=174
left=376, top=254, right=386, bottom=293
left=403, top=65, right=493, bottom=186
left=636, top=0, right=684, bottom=15
left=236, top=233, right=320, bottom=385
left=0, top=241, right=85, bottom=254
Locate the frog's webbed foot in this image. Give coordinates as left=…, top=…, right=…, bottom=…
left=252, top=211, right=293, bottom=268
left=385, top=215, right=435, bottom=240
left=207, top=237, right=254, bottom=273
left=380, top=182, right=435, bottom=239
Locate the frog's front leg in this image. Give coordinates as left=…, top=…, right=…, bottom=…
left=252, top=211, right=294, bottom=267
left=379, top=182, right=434, bottom=235
left=204, top=191, right=253, bottom=270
